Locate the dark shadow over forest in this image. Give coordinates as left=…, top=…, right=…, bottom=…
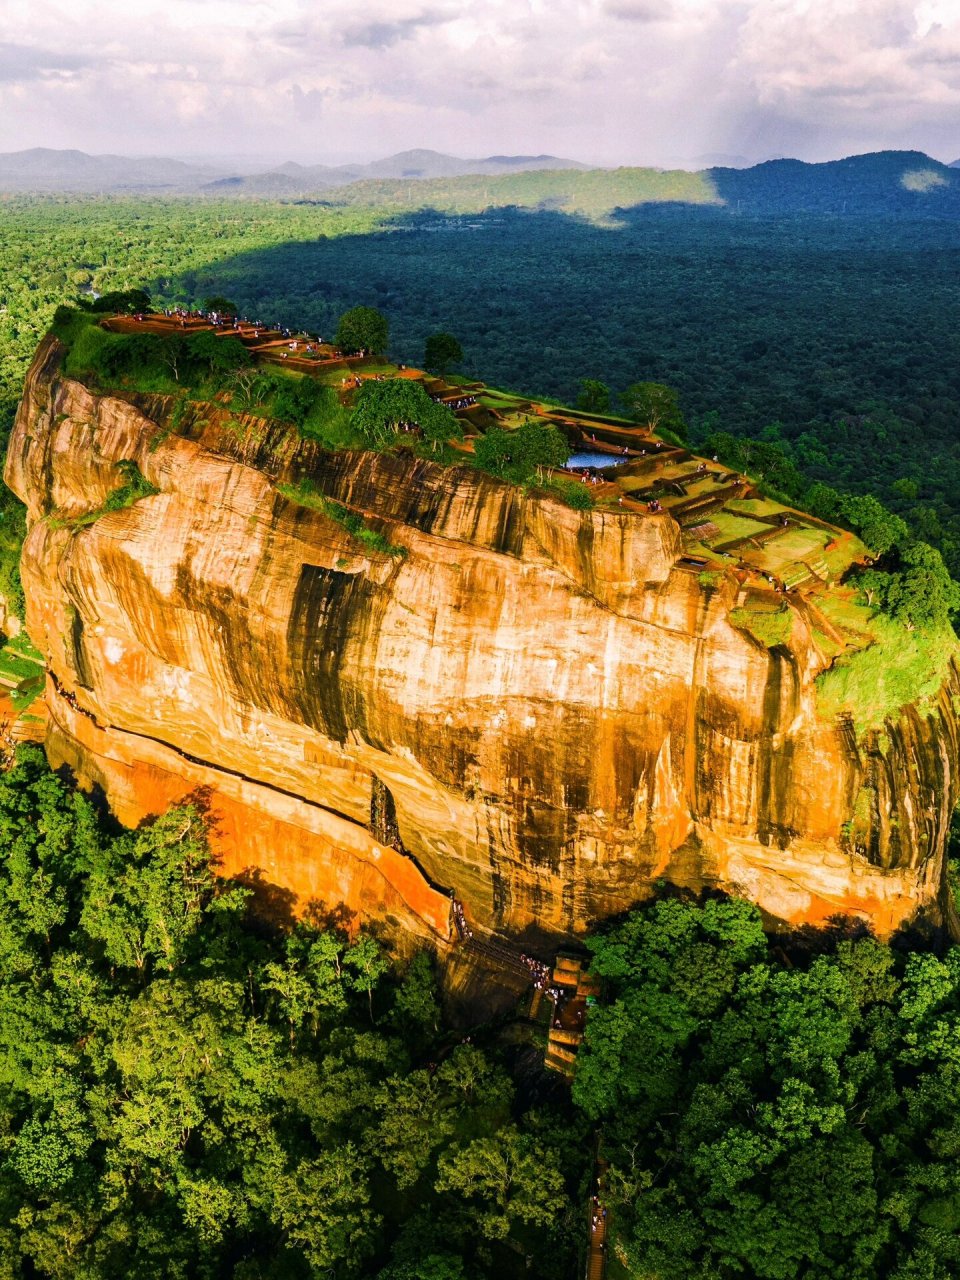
left=163, top=201, right=960, bottom=569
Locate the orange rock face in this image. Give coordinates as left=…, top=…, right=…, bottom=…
left=7, top=337, right=960, bottom=942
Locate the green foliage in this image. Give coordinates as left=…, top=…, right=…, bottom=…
left=202, top=294, right=237, bottom=314
left=277, top=479, right=406, bottom=557
left=0, top=747, right=586, bottom=1279
left=702, top=430, right=805, bottom=500
left=52, top=460, right=159, bottom=530
left=79, top=805, right=226, bottom=975
left=336, top=304, right=389, bottom=355
left=859, top=541, right=960, bottom=630
left=575, top=378, right=610, bottom=413
left=729, top=605, right=794, bottom=648
left=0, top=486, right=26, bottom=617
left=947, top=805, right=960, bottom=916
left=816, top=612, right=958, bottom=733
left=54, top=310, right=252, bottom=398
left=390, top=950, right=442, bottom=1042
left=435, top=1126, right=567, bottom=1240
left=351, top=378, right=461, bottom=453
left=423, top=332, right=463, bottom=373
left=0, top=632, right=45, bottom=712
left=87, top=287, right=152, bottom=314
left=840, top=492, right=909, bottom=556
left=473, top=420, right=569, bottom=483
left=542, top=475, right=595, bottom=509
left=578, top=895, right=960, bottom=1279
left=892, top=477, right=919, bottom=500
left=184, top=329, right=252, bottom=378
left=235, top=369, right=359, bottom=446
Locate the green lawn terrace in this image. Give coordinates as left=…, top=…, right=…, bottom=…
left=611, top=447, right=866, bottom=593
left=100, top=311, right=869, bottom=627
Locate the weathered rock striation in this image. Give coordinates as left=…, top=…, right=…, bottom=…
left=7, top=336, right=960, bottom=944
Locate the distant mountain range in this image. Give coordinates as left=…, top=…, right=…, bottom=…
left=312, top=149, right=960, bottom=221
left=0, top=148, right=223, bottom=191
left=0, top=147, right=591, bottom=193
left=1, top=147, right=958, bottom=219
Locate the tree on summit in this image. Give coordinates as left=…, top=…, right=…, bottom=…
left=576, top=379, right=610, bottom=413
left=838, top=493, right=908, bottom=557
left=623, top=381, right=686, bottom=439
left=423, top=332, right=463, bottom=374
left=88, top=288, right=152, bottom=315
left=185, top=330, right=251, bottom=378
left=351, top=378, right=461, bottom=453
left=336, top=305, right=389, bottom=355
left=202, top=295, right=238, bottom=315
left=473, top=421, right=569, bottom=482
left=858, top=541, right=960, bottom=630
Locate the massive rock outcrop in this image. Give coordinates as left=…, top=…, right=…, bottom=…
left=7, top=336, right=960, bottom=945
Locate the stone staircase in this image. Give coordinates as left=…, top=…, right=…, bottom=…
left=544, top=956, right=601, bottom=1079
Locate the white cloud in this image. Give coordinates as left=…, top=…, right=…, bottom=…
left=0, top=0, right=957, bottom=164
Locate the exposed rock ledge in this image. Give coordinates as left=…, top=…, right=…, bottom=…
left=6, top=336, right=960, bottom=944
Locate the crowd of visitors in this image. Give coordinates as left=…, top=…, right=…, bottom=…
left=451, top=898, right=472, bottom=940
left=520, top=953, right=551, bottom=989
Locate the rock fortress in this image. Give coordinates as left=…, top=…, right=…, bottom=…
left=5, top=312, right=958, bottom=996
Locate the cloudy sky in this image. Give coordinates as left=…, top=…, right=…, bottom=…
left=1, top=0, right=958, bottom=167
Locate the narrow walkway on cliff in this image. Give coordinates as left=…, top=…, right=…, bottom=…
left=451, top=898, right=532, bottom=974
left=586, top=1158, right=610, bottom=1280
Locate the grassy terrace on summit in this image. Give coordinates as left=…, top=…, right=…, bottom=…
left=39, top=305, right=957, bottom=738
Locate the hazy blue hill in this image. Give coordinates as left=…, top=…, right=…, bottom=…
left=358, top=148, right=589, bottom=178
left=708, top=150, right=960, bottom=216
left=201, top=149, right=592, bottom=195
left=204, top=170, right=308, bottom=196
left=0, top=147, right=221, bottom=191
left=0, top=146, right=592, bottom=194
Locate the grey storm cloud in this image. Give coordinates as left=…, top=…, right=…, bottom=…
left=602, top=1, right=665, bottom=22
left=341, top=12, right=453, bottom=50
left=0, top=41, right=99, bottom=83
left=290, top=84, right=329, bottom=121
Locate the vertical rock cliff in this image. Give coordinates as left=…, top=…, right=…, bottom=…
left=6, top=337, right=960, bottom=944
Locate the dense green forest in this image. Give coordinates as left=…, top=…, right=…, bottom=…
left=0, top=746, right=588, bottom=1279
left=2, top=745, right=960, bottom=1277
